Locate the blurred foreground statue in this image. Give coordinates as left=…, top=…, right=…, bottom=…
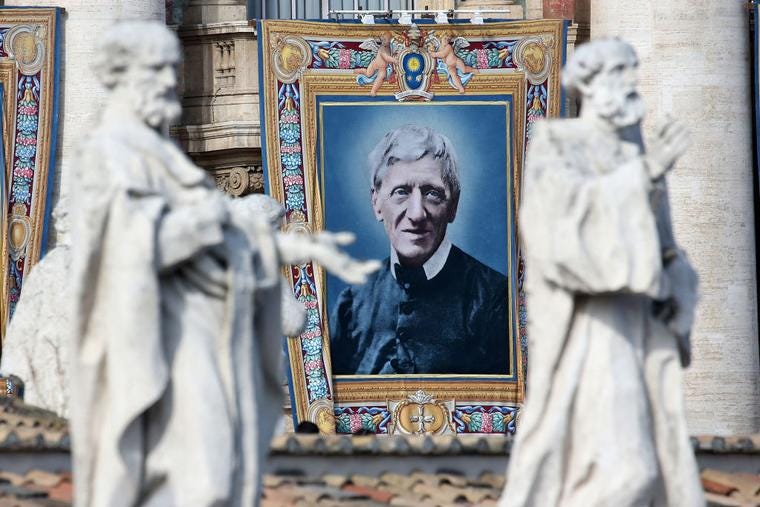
left=501, top=40, right=704, bottom=507
left=70, top=21, right=378, bottom=507
left=1, top=203, right=70, bottom=417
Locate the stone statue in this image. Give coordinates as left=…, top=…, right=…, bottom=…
left=69, top=21, right=378, bottom=507
left=500, top=39, right=705, bottom=507
left=1, top=201, right=70, bottom=417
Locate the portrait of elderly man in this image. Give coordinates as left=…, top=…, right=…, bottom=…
left=329, top=124, right=510, bottom=375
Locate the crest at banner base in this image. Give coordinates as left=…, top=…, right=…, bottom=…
left=387, top=390, right=455, bottom=435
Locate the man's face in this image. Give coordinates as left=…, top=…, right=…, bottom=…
left=585, top=57, right=644, bottom=128
left=123, top=45, right=182, bottom=128
left=372, top=155, right=457, bottom=267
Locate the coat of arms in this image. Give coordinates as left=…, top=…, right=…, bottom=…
left=355, top=24, right=477, bottom=101
left=387, top=390, right=455, bottom=435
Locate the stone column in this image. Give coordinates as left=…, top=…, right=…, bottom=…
left=591, top=2, right=760, bottom=434
left=526, top=0, right=543, bottom=20
left=4, top=0, right=166, bottom=248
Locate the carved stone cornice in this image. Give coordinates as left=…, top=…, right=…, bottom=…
left=176, top=20, right=255, bottom=42
left=213, top=165, right=264, bottom=197
left=172, top=120, right=261, bottom=153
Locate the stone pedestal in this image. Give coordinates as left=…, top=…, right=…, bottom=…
left=4, top=0, right=165, bottom=248
left=591, top=1, right=760, bottom=434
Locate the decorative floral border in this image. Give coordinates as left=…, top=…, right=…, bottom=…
left=0, top=8, right=62, bottom=341
left=259, top=20, right=568, bottom=432
left=335, top=406, right=392, bottom=434
left=453, top=405, right=519, bottom=434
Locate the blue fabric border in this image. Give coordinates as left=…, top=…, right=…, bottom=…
left=258, top=20, right=297, bottom=425
left=39, top=7, right=63, bottom=258
left=257, top=19, right=272, bottom=196
left=0, top=83, right=5, bottom=240
left=560, top=19, right=569, bottom=117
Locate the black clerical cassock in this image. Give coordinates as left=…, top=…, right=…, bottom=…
left=329, top=245, right=510, bottom=375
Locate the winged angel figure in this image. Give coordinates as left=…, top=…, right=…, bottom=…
left=354, top=32, right=399, bottom=96
left=427, top=33, right=478, bottom=93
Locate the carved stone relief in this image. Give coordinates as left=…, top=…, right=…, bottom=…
left=213, top=165, right=264, bottom=197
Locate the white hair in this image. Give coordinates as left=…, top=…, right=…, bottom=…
left=367, top=124, right=461, bottom=202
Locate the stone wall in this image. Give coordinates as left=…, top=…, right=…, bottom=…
left=591, top=0, right=760, bottom=435
left=171, top=1, right=264, bottom=197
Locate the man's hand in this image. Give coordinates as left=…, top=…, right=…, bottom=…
left=647, top=118, right=691, bottom=180
left=277, top=230, right=382, bottom=285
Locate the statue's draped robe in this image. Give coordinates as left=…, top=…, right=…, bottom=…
left=502, top=120, right=704, bottom=507
left=70, top=111, right=283, bottom=507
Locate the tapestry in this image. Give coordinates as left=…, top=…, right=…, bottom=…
left=0, top=8, right=61, bottom=342
left=258, top=19, right=568, bottom=434
left=0, top=82, right=5, bottom=341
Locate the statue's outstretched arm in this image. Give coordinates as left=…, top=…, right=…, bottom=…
left=230, top=194, right=381, bottom=285
left=276, top=231, right=381, bottom=285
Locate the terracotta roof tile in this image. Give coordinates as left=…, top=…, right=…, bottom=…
left=0, top=473, right=26, bottom=487
left=474, top=472, right=506, bottom=490
left=0, top=467, right=751, bottom=507
left=379, top=472, right=423, bottom=491
left=0, top=432, right=756, bottom=506
left=702, top=469, right=760, bottom=499
left=0, top=398, right=68, bottom=453
left=0, top=483, right=48, bottom=500
left=342, top=483, right=396, bottom=503
left=703, top=491, right=746, bottom=506
left=694, top=435, right=760, bottom=454
left=320, top=474, right=351, bottom=489
left=727, top=473, right=760, bottom=498
left=22, top=470, right=64, bottom=490
left=702, top=476, right=739, bottom=496
left=270, top=434, right=516, bottom=457
left=348, top=474, right=381, bottom=488
left=46, top=479, right=72, bottom=504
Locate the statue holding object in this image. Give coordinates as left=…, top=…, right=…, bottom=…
left=500, top=39, right=704, bottom=507
left=70, top=21, right=379, bottom=507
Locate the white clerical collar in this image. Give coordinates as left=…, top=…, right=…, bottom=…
left=390, top=237, right=452, bottom=280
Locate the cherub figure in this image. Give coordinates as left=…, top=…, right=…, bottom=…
left=355, top=31, right=398, bottom=96
left=429, top=34, right=477, bottom=93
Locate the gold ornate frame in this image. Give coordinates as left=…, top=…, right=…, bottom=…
left=259, top=19, right=567, bottom=434
left=0, top=8, right=61, bottom=343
